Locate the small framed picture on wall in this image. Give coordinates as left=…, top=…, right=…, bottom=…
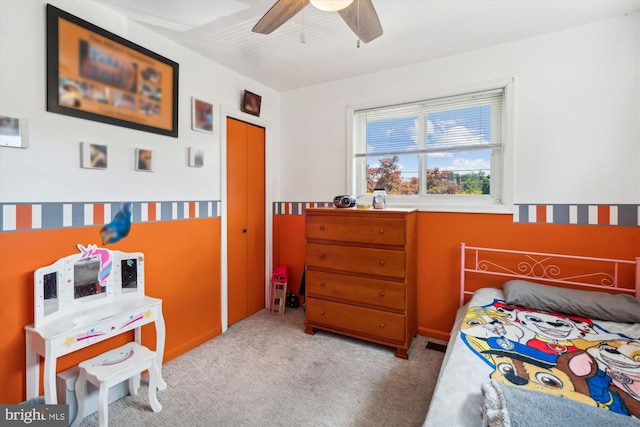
left=240, top=90, right=261, bottom=117
left=0, top=115, right=28, bottom=148
left=80, top=141, right=107, bottom=169
left=188, top=146, right=204, bottom=167
left=135, top=148, right=153, bottom=172
left=191, top=97, right=213, bottom=133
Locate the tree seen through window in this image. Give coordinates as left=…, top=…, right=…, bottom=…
left=367, top=155, right=490, bottom=195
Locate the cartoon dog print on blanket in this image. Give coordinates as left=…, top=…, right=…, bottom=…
left=586, top=340, right=640, bottom=416
left=490, top=301, right=598, bottom=356
left=460, top=299, right=640, bottom=419
left=461, top=306, right=524, bottom=342
left=515, top=309, right=594, bottom=356
left=481, top=337, right=597, bottom=407
left=558, top=347, right=640, bottom=416
left=482, top=337, right=640, bottom=417
left=588, top=340, right=640, bottom=401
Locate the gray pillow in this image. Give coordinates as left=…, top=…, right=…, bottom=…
left=503, top=280, right=640, bottom=323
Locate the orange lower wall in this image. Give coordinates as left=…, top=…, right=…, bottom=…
left=0, top=218, right=221, bottom=404
left=2, top=211, right=637, bottom=403
left=273, top=211, right=640, bottom=342
left=272, top=215, right=306, bottom=298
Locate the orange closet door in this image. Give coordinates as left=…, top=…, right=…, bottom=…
left=226, top=117, right=265, bottom=325
left=246, top=123, right=266, bottom=314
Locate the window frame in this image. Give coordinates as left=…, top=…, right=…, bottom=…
left=346, top=78, right=514, bottom=213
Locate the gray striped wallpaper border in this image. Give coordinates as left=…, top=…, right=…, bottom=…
left=2, top=201, right=637, bottom=232
left=272, top=202, right=639, bottom=227
left=1, top=201, right=220, bottom=232
left=514, top=204, right=639, bottom=226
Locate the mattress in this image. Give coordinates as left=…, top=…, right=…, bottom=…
left=423, top=287, right=640, bottom=426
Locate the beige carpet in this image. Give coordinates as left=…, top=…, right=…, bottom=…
left=75, top=307, right=446, bottom=427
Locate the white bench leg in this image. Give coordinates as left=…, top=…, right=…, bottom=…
left=98, top=382, right=109, bottom=427
left=129, top=375, right=139, bottom=396
left=71, top=371, right=87, bottom=427
left=147, top=363, right=162, bottom=413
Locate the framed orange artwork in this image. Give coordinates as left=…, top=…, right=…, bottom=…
left=46, top=5, right=179, bottom=137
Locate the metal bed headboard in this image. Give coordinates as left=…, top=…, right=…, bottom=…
left=460, top=242, right=640, bottom=307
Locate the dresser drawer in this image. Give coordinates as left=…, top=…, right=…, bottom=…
left=306, top=214, right=405, bottom=246
left=306, top=243, right=405, bottom=278
left=306, top=298, right=405, bottom=343
left=306, top=269, right=405, bottom=311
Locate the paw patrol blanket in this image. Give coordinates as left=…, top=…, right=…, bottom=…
left=423, top=288, right=640, bottom=426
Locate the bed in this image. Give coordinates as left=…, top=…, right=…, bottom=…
left=423, top=243, right=640, bottom=426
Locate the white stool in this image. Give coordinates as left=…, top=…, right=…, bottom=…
left=71, top=342, right=162, bottom=427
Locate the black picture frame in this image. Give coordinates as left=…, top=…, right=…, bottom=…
left=46, top=4, right=179, bottom=137
left=240, top=90, right=262, bottom=117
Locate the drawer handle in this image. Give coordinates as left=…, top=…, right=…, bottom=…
left=379, top=228, right=384, bottom=234
left=319, top=225, right=325, bottom=230
left=380, top=323, right=385, bottom=328
left=379, top=291, right=385, bottom=297
left=320, top=310, right=326, bottom=315
left=379, top=260, right=385, bottom=266
left=320, top=282, right=326, bottom=287
left=320, top=253, right=326, bottom=259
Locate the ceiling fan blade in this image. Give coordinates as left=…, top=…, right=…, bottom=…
left=252, top=0, right=310, bottom=34
left=338, top=0, right=383, bottom=43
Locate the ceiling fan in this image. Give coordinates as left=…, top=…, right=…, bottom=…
left=252, top=0, right=383, bottom=43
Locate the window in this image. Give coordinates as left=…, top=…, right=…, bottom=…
left=351, top=82, right=511, bottom=211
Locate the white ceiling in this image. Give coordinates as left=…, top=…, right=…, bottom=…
left=94, top=0, right=640, bottom=92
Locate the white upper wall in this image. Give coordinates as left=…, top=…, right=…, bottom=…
left=280, top=11, right=640, bottom=205
left=2, top=2, right=638, bottom=208
left=0, top=0, right=280, bottom=203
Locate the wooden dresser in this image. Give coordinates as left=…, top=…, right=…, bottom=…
left=304, top=207, right=417, bottom=359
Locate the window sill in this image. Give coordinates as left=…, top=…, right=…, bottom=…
left=387, top=201, right=514, bottom=215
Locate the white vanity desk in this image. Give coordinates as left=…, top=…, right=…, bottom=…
left=24, top=245, right=167, bottom=404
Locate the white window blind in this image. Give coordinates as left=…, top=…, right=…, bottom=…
left=354, top=88, right=503, bottom=158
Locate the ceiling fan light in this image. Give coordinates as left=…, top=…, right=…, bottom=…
left=309, top=0, right=354, bottom=12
